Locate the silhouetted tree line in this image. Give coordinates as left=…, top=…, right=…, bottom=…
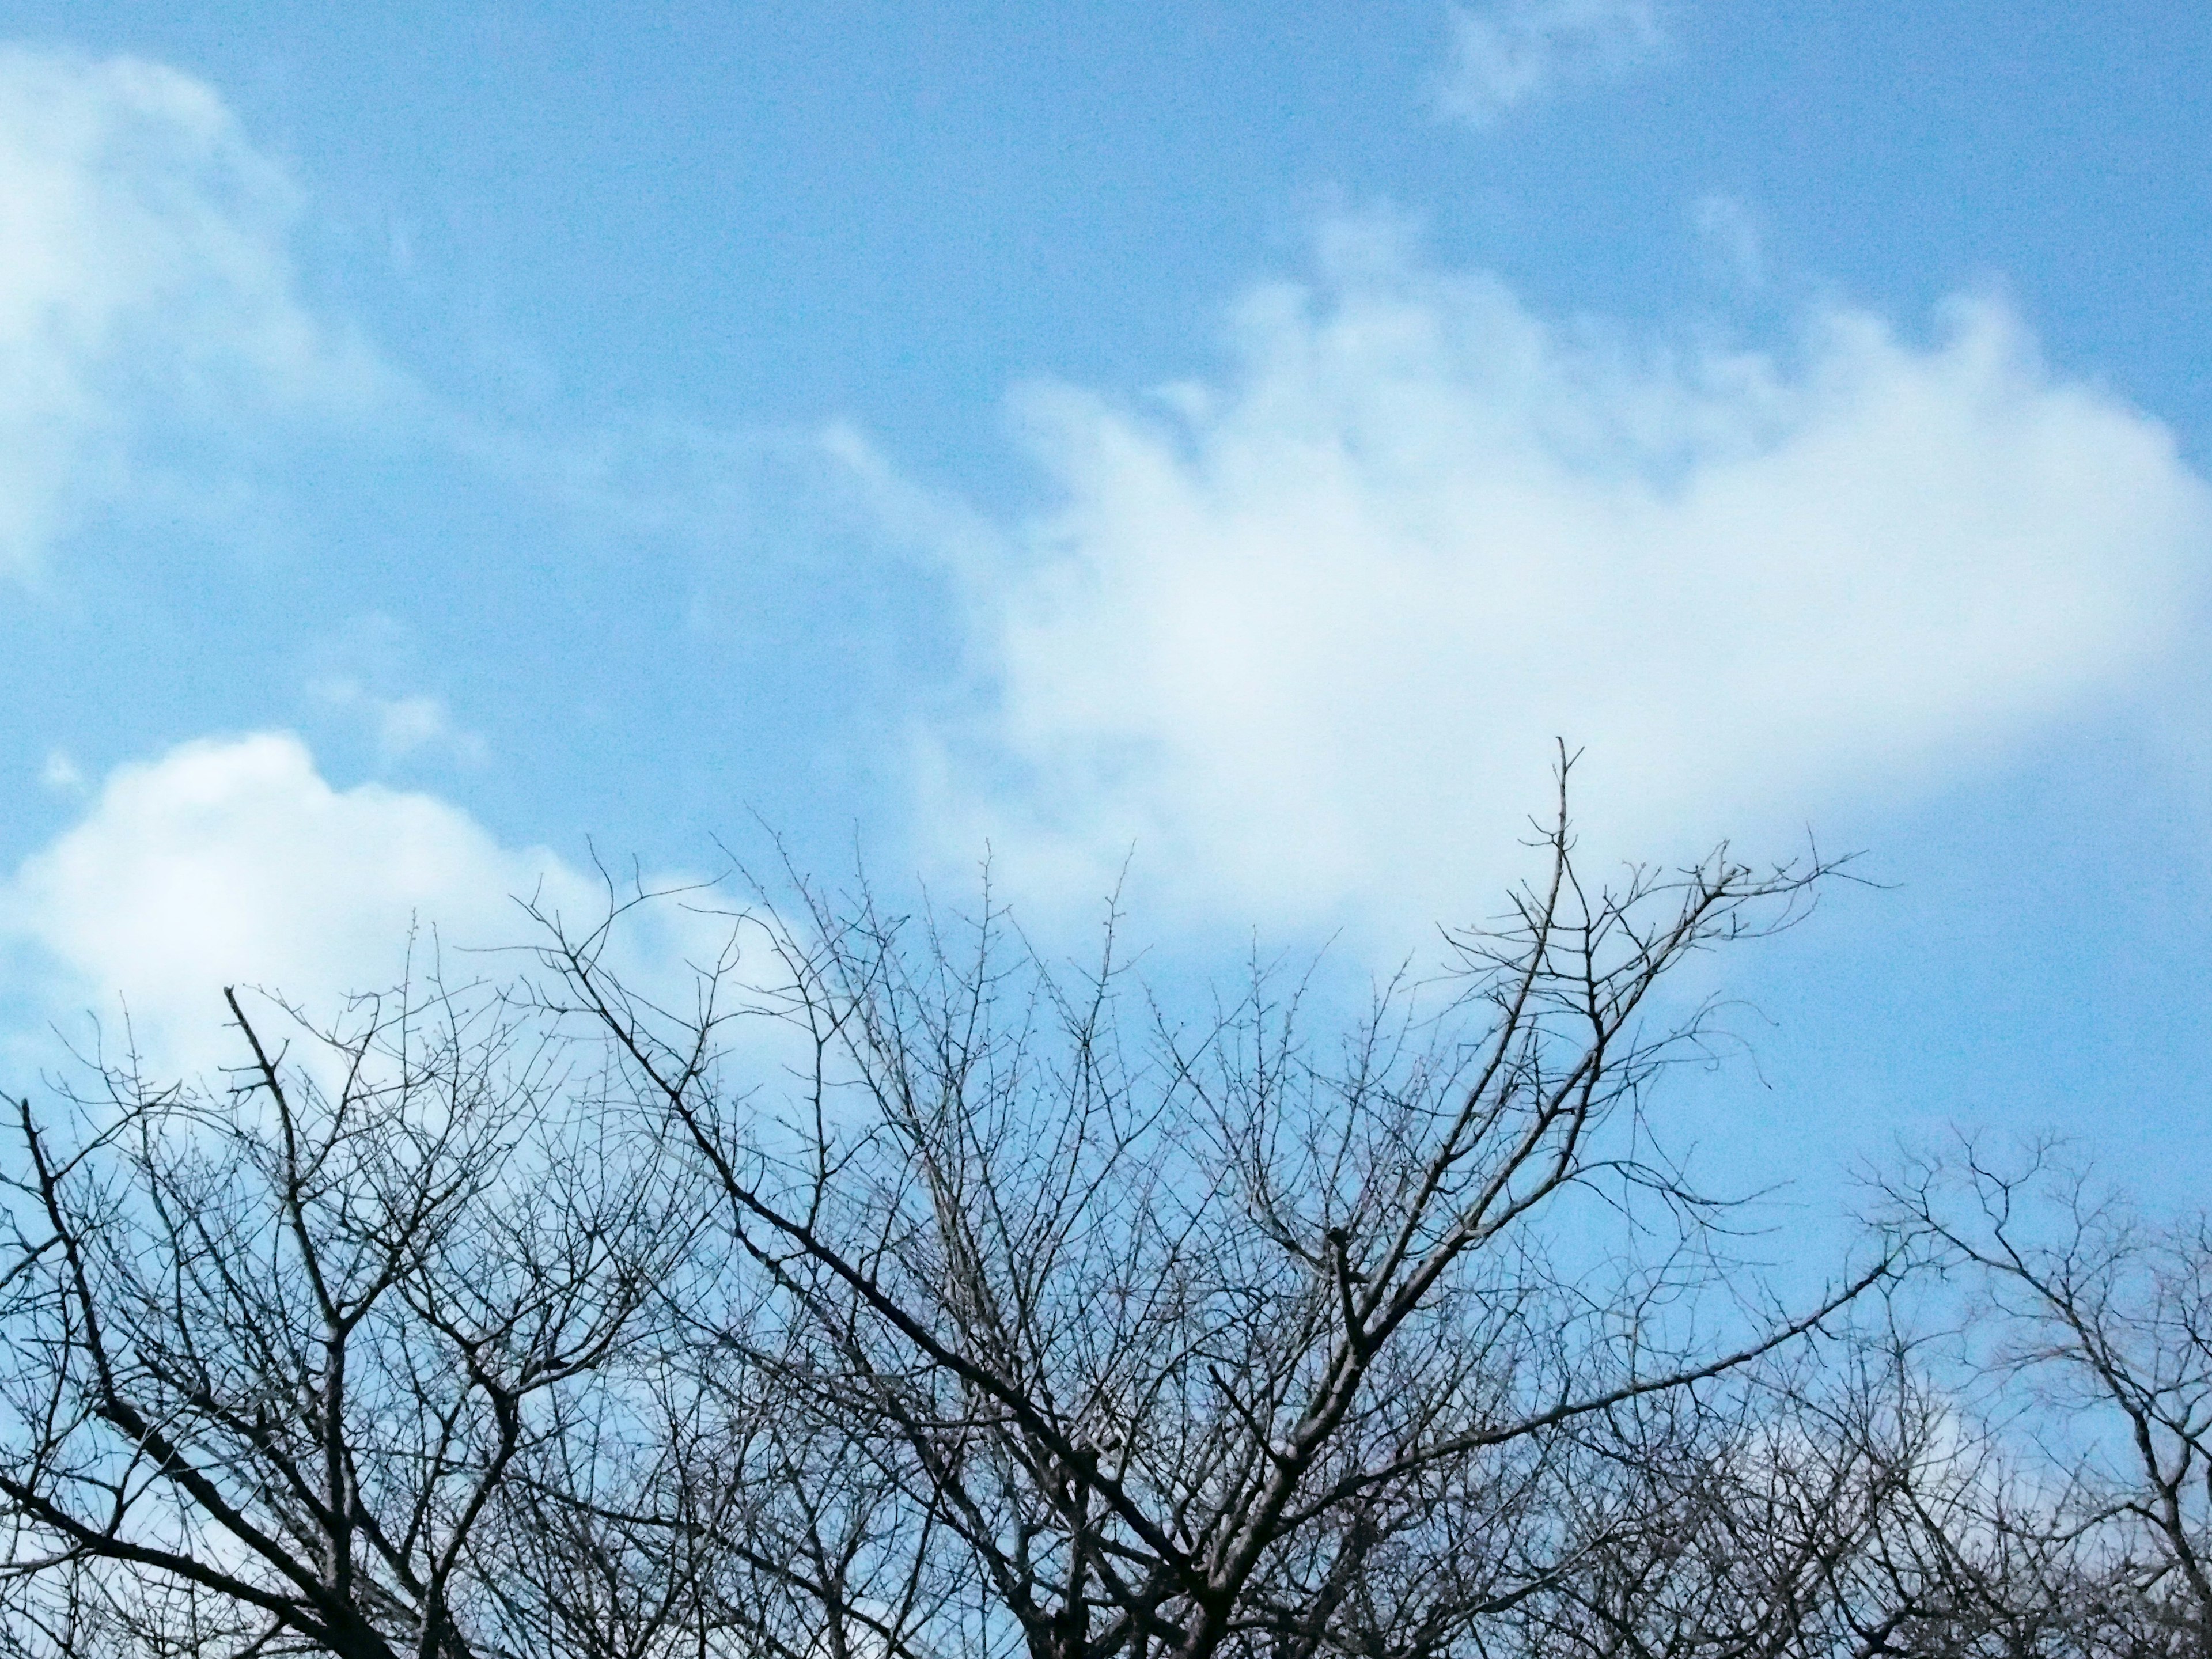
left=3, top=785, right=2206, bottom=1658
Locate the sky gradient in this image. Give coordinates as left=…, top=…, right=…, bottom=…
left=2, top=3, right=2208, bottom=1227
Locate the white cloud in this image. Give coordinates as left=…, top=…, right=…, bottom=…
left=1435, top=0, right=1666, bottom=126
left=0, top=734, right=599, bottom=1077
left=0, top=46, right=382, bottom=576
left=915, top=219, right=2212, bottom=941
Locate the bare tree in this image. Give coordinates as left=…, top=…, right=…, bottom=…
left=1881, top=1141, right=2212, bottom=1656
left=6, top=776, right=2002, bottom=1659
left=1496, top=1322, right=2117, bottom=1659
left=0, top=975, right=709, bottom=1659
left=540, top=777, right=1890, bottom=1659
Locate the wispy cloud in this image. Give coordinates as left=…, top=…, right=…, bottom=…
left=309, top=677, right=487, bottom=767
left=0, top=46, right=389, bottom=577
left=38, top=749, right=84, bottom=793
left=1434, top=0, right=1668, bottom=126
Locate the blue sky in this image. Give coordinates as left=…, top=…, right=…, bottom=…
left=1, top=3, right=2207, bottom=1221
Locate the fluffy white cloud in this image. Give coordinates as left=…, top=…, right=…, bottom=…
left=1434, top=0, right=1666, bottom=125
left=1, top=734, right=598, bottom=1077
left=0, top=46, right=380, bottom=575
left=918, top=221, right=2212, bottom=939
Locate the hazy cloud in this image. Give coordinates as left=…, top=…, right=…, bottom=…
left=309, top=677, right=487, bottom=767
left=1692, top=193, right=1766, bottom=291
left=1435, top=0, right=1667, bottom=126
left=37, top=749, right=84, bottom=793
